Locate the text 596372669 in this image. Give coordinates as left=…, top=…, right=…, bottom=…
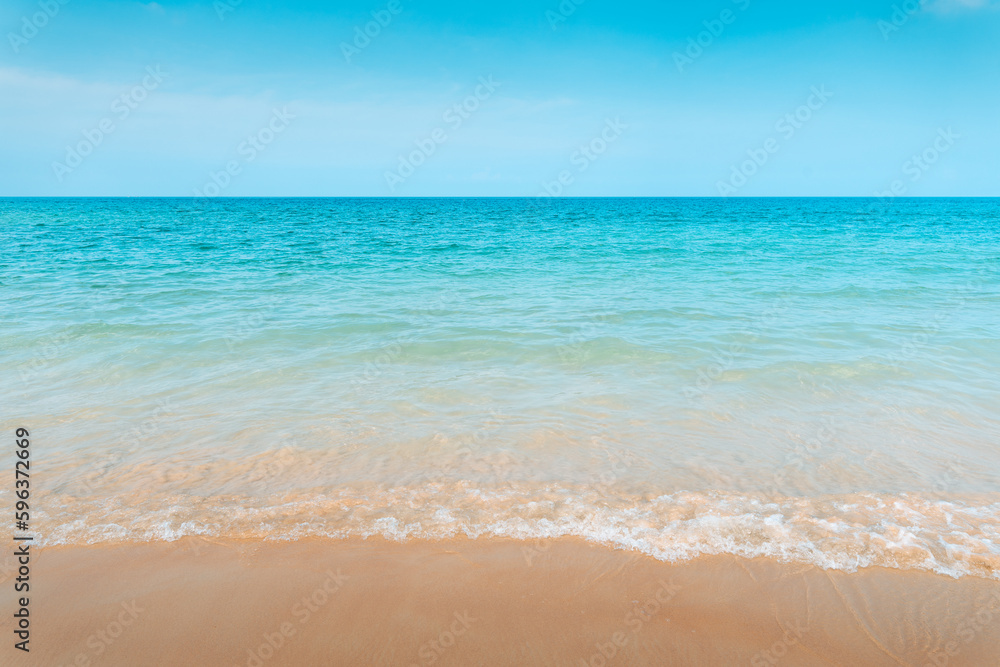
left=13, top=427, right=32, bottom=653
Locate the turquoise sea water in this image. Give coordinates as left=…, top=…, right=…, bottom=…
left=2, top=198, right=999, bottom=576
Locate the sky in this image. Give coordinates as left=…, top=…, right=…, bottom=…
left=1, top=0, right=998, bottom=196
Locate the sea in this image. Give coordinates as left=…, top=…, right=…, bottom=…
left=2, top=197, right=998, bottom=578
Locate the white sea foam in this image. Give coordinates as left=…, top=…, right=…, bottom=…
left=31, top=483, right=1000, bottom=579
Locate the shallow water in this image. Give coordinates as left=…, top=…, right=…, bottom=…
left=2, top=197, right=999, bottom=576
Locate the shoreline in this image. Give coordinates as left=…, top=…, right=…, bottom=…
left=3, top=536, right=999, bottom=666
left=29, top=485, right=1000, bottom=581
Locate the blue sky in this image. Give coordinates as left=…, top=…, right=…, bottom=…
left=1, top=0, right=998, bottom=196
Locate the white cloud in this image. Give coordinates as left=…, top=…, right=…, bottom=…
left=925, top=0, right=1000, bottom=13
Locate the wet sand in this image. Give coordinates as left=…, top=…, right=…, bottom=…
left=2, top=537, right=999, bottom=666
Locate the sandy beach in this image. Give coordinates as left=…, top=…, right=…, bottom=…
left=3, top=536, right=998, bottom=666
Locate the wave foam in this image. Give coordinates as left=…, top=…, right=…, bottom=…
left=30, top=484, right=1000, bottom=579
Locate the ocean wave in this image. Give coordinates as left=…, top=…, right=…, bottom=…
left=32, top=484, right=1000, bottom=579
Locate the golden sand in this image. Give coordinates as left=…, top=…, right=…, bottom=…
left=2, top=537, right=999, bottom=666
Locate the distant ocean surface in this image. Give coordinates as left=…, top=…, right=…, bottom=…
left=2, top=198, right=999, bottom=578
